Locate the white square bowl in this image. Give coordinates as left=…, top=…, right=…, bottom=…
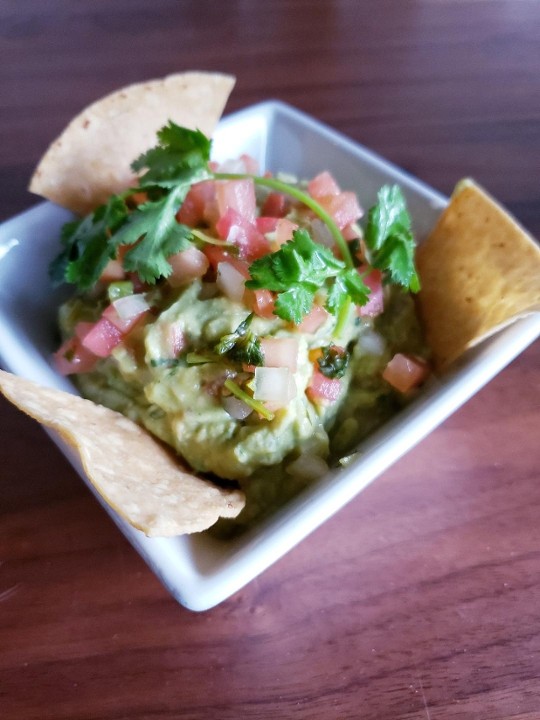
left=1, top=101, right=539, bottom=611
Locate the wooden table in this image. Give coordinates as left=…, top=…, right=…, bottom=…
left=1, top=2, right=539, bottom=718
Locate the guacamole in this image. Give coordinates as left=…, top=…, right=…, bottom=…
left=52, top=123, right=429, bottom=531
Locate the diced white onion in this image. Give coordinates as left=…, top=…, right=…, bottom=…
left=286, top=453, right=329, bottom=480
left=253, top=367, right=296, bottom=406
left=216, top=262, right=246, bottom=302
left=358, top=329, right=386, bottom=356
left=217, top=157, right=250, bottom=174
left=222, top=395, right=253, bottom=420
left=310, top=218, right=334, bottom=247
left=112, top=293, right=150, bottom=320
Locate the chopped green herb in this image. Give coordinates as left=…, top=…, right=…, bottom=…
left=364, top=185, right=420, bottom=292
left=247, top=228, right=370, bottom=324
left=215, top=314, right=264, bottom=366
left=50, top=195, right=129, bottom=290
left=131, top=122, right=212, bottom=188
left=150, top=357, right=185, bottom=368
left=113, top=185, right=193, bottom=283
left=223, top=378, right=274, bottom=421
left=107, top=280, right=134, bottom=303
left=317, top=344, right=350, bottom=379
left=186, top=352, right=217, bottom=365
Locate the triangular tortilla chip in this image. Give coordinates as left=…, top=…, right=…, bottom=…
left=29, top=71, right=235, bottom=215
left=0, top=370, right=244, bottom=536
left=416, top=179, right=540, bottom=370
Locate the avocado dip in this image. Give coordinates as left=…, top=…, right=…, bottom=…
left=52, top=123, right=430, bottom=532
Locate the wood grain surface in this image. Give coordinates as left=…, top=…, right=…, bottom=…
left=1, top=2, right=539, bottom=718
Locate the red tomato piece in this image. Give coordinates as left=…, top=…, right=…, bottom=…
left=256, top=216, right=280, bottom=234
left=176, top=180, right=218, bottom=227
left=99, top=259, right=125, bottom=283
left=54, top=337, right=98, bottom=375
left=358, top=268, right=384, bottom=318
left=216, top=178, right=257, bottom=223
left=308, top=171, right=341, bottom=198
left=202, top=245, right=251, bottom=278
left=239, top=153, right=259, bottom=175
left=296, top=304, right=329, bottom=333
left=306, top=370, right=342, bottom=403
left=318, top=191, right=363, bottom=229
left=275, top=218, right=298, bottom=246
left=245, top=288, right=276, bottom=318
left=261, top=192, right=290, bottom=218
left=215, top=208, right=270, bottom=260
left=260, top=337, right=299, bottom=372
left=81, top=317, right=124, bottom=358
left=382, top=353, right=430, bottom=393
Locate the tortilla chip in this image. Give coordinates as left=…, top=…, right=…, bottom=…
left=416, top=179, right=540, bottom=370
left=29, top=71, right=235, bottom=215
left=0, top=370, right=244, bottom=536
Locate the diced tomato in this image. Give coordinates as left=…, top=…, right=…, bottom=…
left=54, top=337, right=97, bottom=376
left=261, top=192, right=290, bottom=218
left=245, top=288, right=276, bottom=318
left=99, top=259, right=125, bottom=283
left=308, top=171, right=341, bottom=199
left=318, top=191, right=363, bottom=230
left=239, top=153, right=259, bottom=175
left=203, top=245, right=251, bottom=278
left=81, top=317, right=124, bottom=358
left=256, top=216, right=280, bottom=234
left=215, top=207, right=270, bottom=260
left=358, top=268, right=384, bottom=318
left=168, top=246, right=209, bottom=287
left=74, top=321, right=94, bottom=341
left=306, top=370, right=342, bottom=403
left=102, top=303, right=147, bottom=335
left=176, top=180, right=218, bottom=227
left=275, top=218, right=298, bottom=246
left=296, top=304, right=329, bottom=333
left=382, top=353, right=430, bottom=393
left=260, top=337, right=299, bottom=372
left=216, top=179, right=257, bottom=223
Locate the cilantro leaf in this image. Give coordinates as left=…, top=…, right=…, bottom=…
left=215, top=314, right=264, bottom=366
left=247, top=228, right=372, bottom=324
left=50, top=123, right=212, bottom=291
left=364, top=185, right=420, bottom=292
left=247, top=228, right=349, bottom=324
left=132, top=122, right=212, bottom=188
left=274, top=285, right=315, bottom=323
left=317, top=344, right=350, bottom=379
left=326, top=268, right=370, bottom=317
left=114, top=185, right=193, bottom=283
left=49, top=195, right=129, bottom=290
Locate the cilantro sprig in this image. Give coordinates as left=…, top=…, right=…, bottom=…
left=364, top=185, right=420, bottom=292
left=50, top=121, right=420, bottom=319
left=246, top=228, right=369, bottom=324
left=50, top=123, right=212, bottom=289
